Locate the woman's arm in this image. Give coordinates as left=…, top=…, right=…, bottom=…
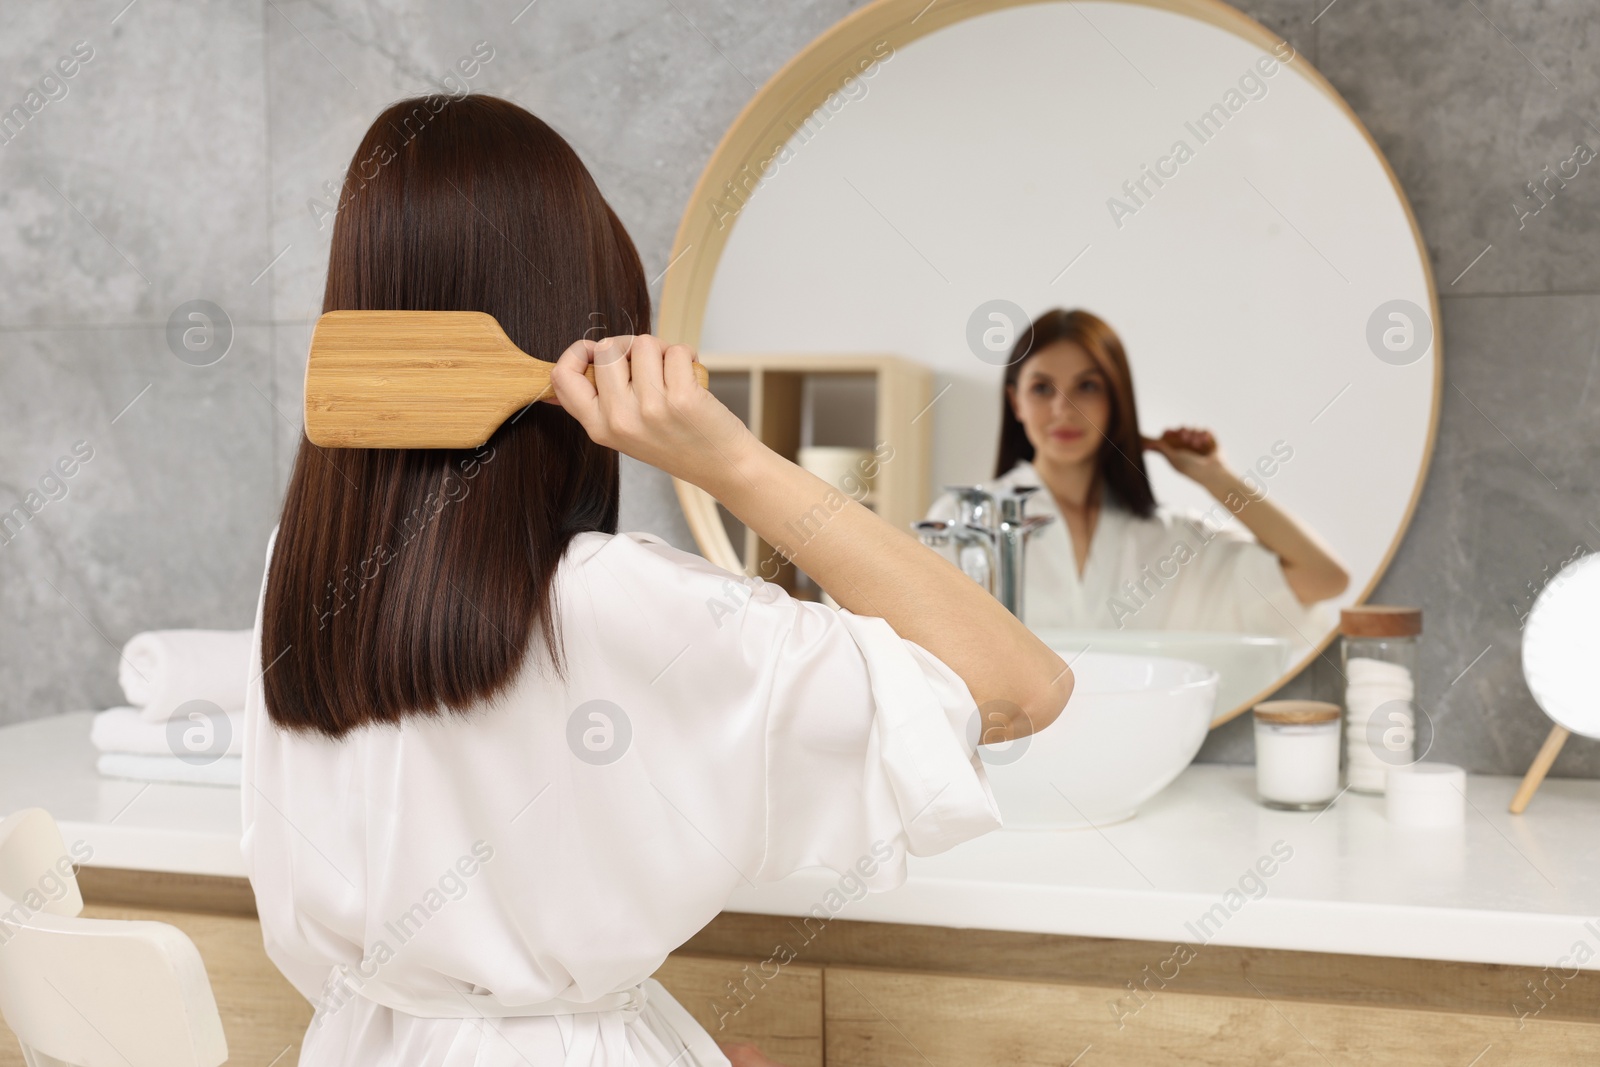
left=1145, top=430, right=1350, bottom=605
left=549, top=334, right=1073, bottom=742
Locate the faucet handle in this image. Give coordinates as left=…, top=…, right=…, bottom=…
left=941, top=485, right=995, bottom=525
left=913, top=519, right=954, bottom=546
left=993, top=483, right=1048, bottom=523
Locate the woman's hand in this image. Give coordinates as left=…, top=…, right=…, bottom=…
left=547, top=333, right=758, bottom=494
left=1144, top=425, right=1351, bottom=605
left=1142, top=426, right=1226, bottom=490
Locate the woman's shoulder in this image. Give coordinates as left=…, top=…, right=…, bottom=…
left=566, top=529, right=738, bottom=579
left=562, top=530, right=782, bottom=618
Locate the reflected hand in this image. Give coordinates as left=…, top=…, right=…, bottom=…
left=1142, top=427, right=1226, bottom=488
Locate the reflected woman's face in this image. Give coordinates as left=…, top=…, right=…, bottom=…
left=1007, top=341, right=1111, bottom=468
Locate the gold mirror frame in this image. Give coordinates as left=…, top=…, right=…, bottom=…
left=657, top=0, right=1443, bottom=727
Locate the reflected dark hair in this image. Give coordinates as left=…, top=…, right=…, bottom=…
left=995, top=308, right=1155, bottom=519
left=262, top=94, right=649, bottom=739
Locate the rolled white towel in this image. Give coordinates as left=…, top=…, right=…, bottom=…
left=90, top=706, right=244, bottom=757
left=95, top=752, right=242, bottom=788
left=118, top=629, right=254, bottom=723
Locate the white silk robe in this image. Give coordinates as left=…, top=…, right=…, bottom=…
left=240, top=526, right=1001, bottom=1066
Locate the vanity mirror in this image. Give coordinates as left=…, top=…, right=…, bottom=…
left=659, top=0, right=1441, bottom=726
left=1511, top=552, right=1600, bottom=813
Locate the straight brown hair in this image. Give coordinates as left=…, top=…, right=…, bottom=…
left=262, top=94, right=650, bottom=739
left=996, top=308, right=1156, bottom=518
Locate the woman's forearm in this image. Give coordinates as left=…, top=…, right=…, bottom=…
left=544, top=333, right=1070, bottom=738
left=702, top=441, right=1073, bottom=741
left=1208, top=470, right=1349, bottom=605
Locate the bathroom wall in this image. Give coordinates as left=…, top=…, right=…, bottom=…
left=1, top=0, right=1596, bottom=778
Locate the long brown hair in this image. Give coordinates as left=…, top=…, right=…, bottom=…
left=995, top=308, right=1155, bottom=518
left=262, top=94, right=649, bottom=738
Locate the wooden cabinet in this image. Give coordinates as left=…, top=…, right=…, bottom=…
left=685, top=914, right=1600, bottom=1067
left=654, top=955, right=823, bottom=1067
left=822, top=965, right=1600, bottom=1066
left=6, top=878, right=1598, bottom=1066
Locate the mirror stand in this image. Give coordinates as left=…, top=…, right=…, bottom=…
left=1509, top=725, right=1573, bottom=814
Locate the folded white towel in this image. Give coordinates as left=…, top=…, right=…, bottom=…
left=90, top=706, right=244, bottom=757
left=95, top=752, right=242, bottom=788
left=118, top=629, right=254, bottom=723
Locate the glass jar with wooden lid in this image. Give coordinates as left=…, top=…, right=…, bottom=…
left=1341, top=606, right=1423, bottom=794
left=1253, top=700, right=1342, bottom=810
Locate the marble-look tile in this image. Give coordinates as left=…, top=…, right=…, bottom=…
left=263, top=0, right=874, bottom=322
left=270, top=315, right=315, bottom=499
left=1317, top=0, right=1600, bottom=295
left=619, top=456, right=697, bottom=546
left=0, top=324, right=278, bottom=726
left=1366, top=291, right=1600, bottom=777
left=0, top=0, right=271, bottom=327
left=1232, top=0, right=1320, bottom=64
left=263, top=0, right=876, bottom=543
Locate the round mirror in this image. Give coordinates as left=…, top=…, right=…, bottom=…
left=659, top=0, right=1440, bottom=726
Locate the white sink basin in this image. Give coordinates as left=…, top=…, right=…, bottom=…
left=980, top=651, right=1219, bottom=830
left=1031, top=629, right=1289, bottom=723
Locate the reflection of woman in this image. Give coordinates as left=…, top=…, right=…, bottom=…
left=926, top=309, right=1348, bottom=645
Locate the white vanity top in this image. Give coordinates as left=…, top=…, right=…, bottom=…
left=0, top=712, right=247, bottom=877
left=4, top=711, right=1595, bottom=972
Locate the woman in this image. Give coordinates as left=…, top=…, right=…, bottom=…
left=926, top=309, right=1348, bottom=647
left=242, top=95, right=1072, bottom=1067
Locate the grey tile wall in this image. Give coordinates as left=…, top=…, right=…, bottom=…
left=2, top=0, right=1596, bottom=779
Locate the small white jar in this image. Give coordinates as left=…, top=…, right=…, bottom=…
left=1253, top=701, right=1342, bottom=811
left=1386, top=763, right=1466, bottom=827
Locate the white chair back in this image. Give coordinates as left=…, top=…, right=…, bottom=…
left=0, top=808, right=227, bottom=1067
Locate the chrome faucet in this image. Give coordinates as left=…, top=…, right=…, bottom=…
left=914, top=484, right=1055, bottom=619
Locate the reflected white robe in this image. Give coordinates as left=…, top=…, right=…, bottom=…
left=240, top=526, right=1001, bottom=1066
left=925, top=460, right=1327, bottom=650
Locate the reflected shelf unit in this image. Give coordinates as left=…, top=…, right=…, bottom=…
left=697, top=353, right=934, bottom=600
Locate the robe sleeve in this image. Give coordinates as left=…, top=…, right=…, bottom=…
left=754, top=600, right=1004, bottom=891
left=1172, top=514, right=1324, bottom=646
left=608, top=532, right=1003, bottom=894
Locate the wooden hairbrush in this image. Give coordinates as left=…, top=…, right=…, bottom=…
left=302, top=310, right=709, bottom=449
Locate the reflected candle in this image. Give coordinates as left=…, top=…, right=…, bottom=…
left=1253, top=701, right=1342, bottom=810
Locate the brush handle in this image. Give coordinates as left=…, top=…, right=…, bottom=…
left=305, top=310, right=712, bottom=449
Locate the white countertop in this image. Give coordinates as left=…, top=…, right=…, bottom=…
left=5, top=711, right=1598, bottom=971
left=0, top=712, right=246, bottom=877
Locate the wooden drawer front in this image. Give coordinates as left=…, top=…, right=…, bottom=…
left=653, top=954, right=824, bottom=1067
left=823, top=965, right=1600, bottom=1066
